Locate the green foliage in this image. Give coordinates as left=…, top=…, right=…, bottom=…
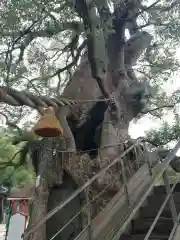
left=146, top=119, right=180, bottom=148
left=0, top=129, right=35, bottom=188
left=156, top=167, right=180, bottom=186
left=12, top=129, right=39, bottom=145
left=0, top=165, right=35, bottom=188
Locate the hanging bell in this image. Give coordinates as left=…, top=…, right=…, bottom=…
left=33, top=107, right=63, bottom=137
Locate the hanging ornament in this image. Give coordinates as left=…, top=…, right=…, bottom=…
left=33, top=107, right=63, bottom=137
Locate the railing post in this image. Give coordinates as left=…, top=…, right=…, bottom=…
left=143, top=142, right=153, bottom=176
left=85, top=187, right=92, bottom=240
left=162, top=169, right=178, bottom=223
left=120, top=158, right=131, bottom=206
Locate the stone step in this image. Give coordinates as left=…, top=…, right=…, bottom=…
left=127, top=235, right=168, bottom=240
left=131, top=217, right=173, bottom=235
left=148, top=192, right=180, bottom=205
left=140, top=205, right=173, bottom=218
left=140, top=202, right=180, bottom=218
left=120, top=233, right=169, bottom=240
left=154, top=183, right=180, bottom=194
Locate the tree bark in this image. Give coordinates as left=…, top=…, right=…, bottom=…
left=46, top=172, right=83, bottom=240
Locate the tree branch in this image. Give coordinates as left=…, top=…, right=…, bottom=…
left=2, top=21, right=84, bottom=76
left=11, top=39, right=86, bottom=94
left=0, top=112, right=22, bottom=135
left=74, top=0, right=111, bottom=100
left=53, top=39, right=87, bottom=76
left=140, top=0, right=161, bottom=12
left=142, top=104, right=175, bottom=114
left=32, top=21, right=83, bottom=39
left=10, top=150, right=23, bottom=163
left=145, top=0, right=180, bottom=12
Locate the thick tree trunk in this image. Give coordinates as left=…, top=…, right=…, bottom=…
left=27, top=188, right=49, bottom=240
left=27, top=27, right=152, bottom=239
left=46, top=172, right=83, bottom=240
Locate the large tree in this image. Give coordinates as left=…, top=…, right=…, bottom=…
left=1, top=0, right=180, bottom=239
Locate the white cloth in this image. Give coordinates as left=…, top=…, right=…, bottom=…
left=6, top=213, right=26, bottom=240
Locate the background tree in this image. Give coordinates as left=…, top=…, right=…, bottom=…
left=1, top=0, right=180, bottom=240
left=0, top=128, right=35, bottom=188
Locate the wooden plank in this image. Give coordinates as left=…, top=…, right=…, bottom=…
left=94, top=164, right=152, bottom=240
left=77, top=163, right=153, bottom=240
left=94, top=163, right=151, bottom=226
left=128, top=164, right=152, bottom=205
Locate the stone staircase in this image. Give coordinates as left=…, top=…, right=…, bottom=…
left=120, top=183, right=180, bottom=240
